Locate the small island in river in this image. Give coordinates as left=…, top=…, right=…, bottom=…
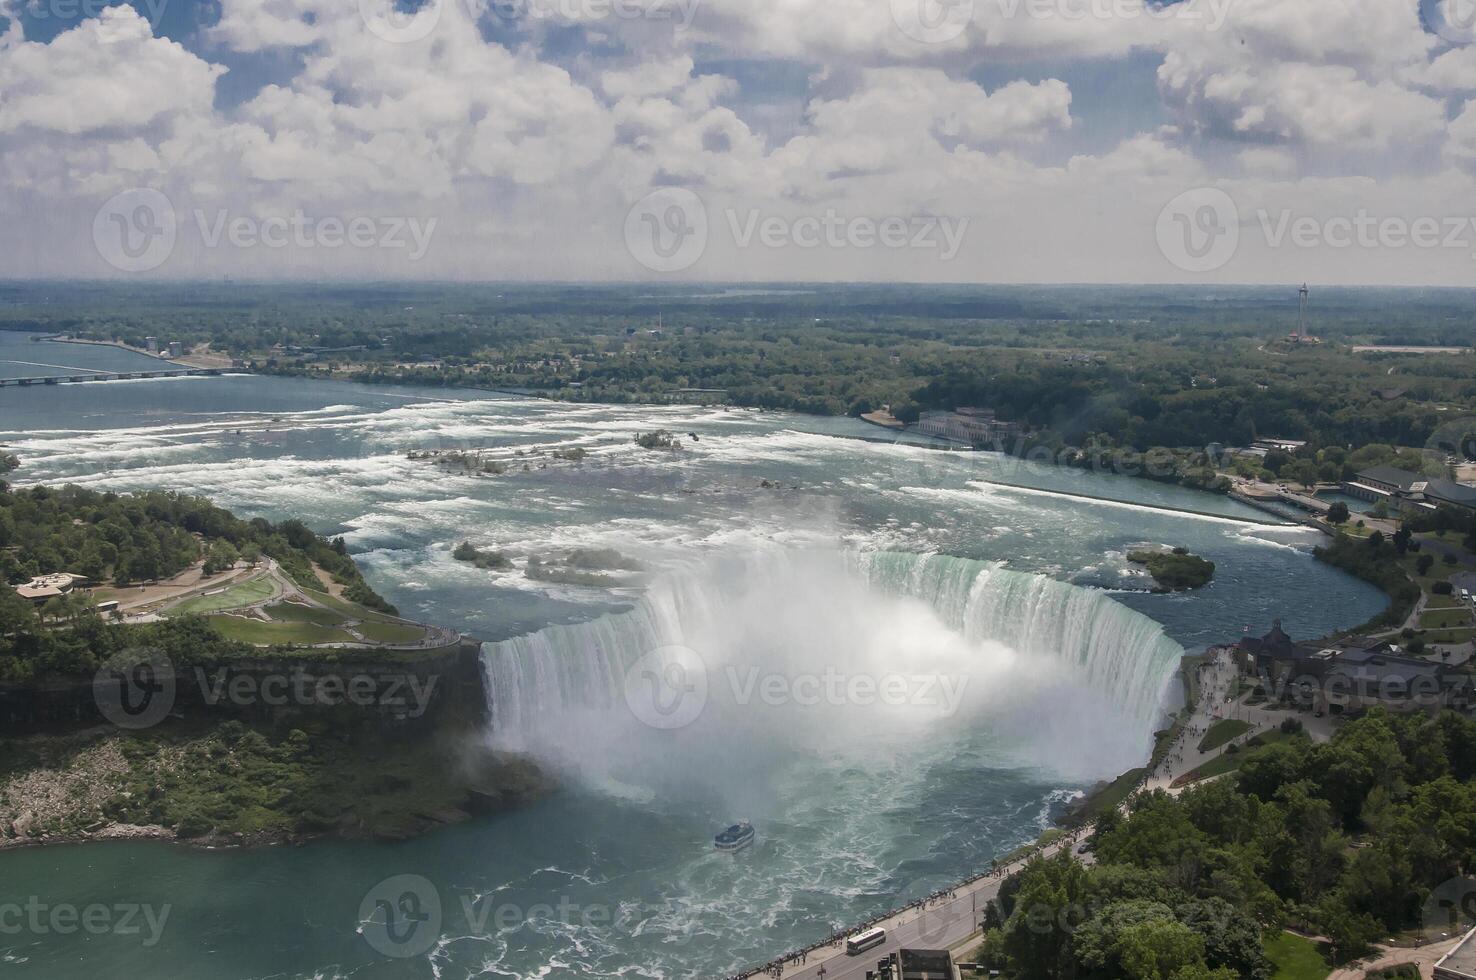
left=1127, top=546, right=1216, bottom=592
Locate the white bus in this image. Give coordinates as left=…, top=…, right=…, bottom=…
left=845, top=927, right=886, bottom=955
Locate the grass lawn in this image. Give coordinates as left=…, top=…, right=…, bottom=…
left=1419, top=628, right=1476, bottom=645
left=311, top=590, right=406, bottom=624
left=1176, top=730, right=1299, bottom=786
left=205, top=615, right=355, bottom=646
left=1264, top=931, right=1330, bottom=980
left=1199, top=719, right=1252, bottom=753
left=172, top=575, right=279, bottom=615
left=264, top=601, right=349, bottom=627
left=1072, top=767, right=1149, bottom=824
left=353, top=621, right=428, bottom=644
left=1419, top=608, right=1474, bottom=630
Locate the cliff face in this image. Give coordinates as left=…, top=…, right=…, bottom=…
left=0, top=639, right=557, bottom=848
left=0, top=639, right=489, bottom=736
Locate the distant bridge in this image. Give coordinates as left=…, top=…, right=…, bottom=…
left=0, top=368, right=231, bottom=388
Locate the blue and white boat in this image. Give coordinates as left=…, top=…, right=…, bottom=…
left=714, top=821, right=754, bottom=853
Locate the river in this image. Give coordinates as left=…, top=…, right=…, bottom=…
left=0, top=340, right=1385, bottom=979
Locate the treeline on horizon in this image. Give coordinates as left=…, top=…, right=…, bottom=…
left=3, top=282, right=1474, bottom=456
left=981, top=709, right=1476, bottom=979
left=0, top=483, right=394, bottom=683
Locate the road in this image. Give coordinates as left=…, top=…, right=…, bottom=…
left=735, top=823, right=1095, bottom=980
left=743, top=646, right=1330, bottom=980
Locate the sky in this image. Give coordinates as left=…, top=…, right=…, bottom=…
left=4, top=0, right=1476, bottom=284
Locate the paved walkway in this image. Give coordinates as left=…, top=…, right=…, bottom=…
left=734, top=827, right=1094, bottom=980
left=738, top=645, right=1351, bottom=980
left=107, top=559, right=260, bottom=615
left=1149, top=649, right=1336, bottom=792
left=1326, top=934, right=1466, bottom=980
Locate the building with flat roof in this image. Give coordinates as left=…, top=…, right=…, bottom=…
left=1342, top=466, right=1476, bottom=514
left=14, top=572, right=88, bottom=604
left=1436, top=925, right=1476, bottom=980
left=1254, top=438, right=1307, bottom=452
left=913, top=408, right=1020, bottom=449
left=898, top=948, right=954, bottom=980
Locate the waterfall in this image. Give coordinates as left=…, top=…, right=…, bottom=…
left=482, top=546, right=1184, bottom=783
left=855, top=551, right=1184, bottom=734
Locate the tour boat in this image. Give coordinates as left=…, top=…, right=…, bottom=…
left=714, top=821, right=755, bottom=853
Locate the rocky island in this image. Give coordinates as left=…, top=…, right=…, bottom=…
left=1127, top=546, right=1216, bottom=591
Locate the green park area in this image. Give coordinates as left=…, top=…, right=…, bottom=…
left=1197, top=718, right=1252, bottom=753
left=1175, top=729, right=1304, bottom=787
left=1264, top=931, right=1330, bottom=980
left=262, top=600, right=350, bottom=627
left=312, top=590, right=414, bottom=624
left=160, top=568, right=436, bottom=650
left=354, top=620, right=428, bottom=644
left=173, top=574, right=279, bottom=615
left=204, top=615, right=356, bottom=647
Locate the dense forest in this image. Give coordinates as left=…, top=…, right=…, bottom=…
left=982, top=710, right=1476, bottom=979
left=0, top=484, right=395, bottom=682
left=4, top=283, right=1474, bottom=459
